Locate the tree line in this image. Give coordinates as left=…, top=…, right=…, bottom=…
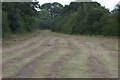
left=2, top=2, right=119, bottom=39
left=50, top=2, right=119, bottom=36
left=2, top=2, right=40, bottom=38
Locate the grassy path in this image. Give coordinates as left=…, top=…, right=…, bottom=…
left=2, top=30, right=118, bottom=78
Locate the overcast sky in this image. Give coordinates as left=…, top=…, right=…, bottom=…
left=38, top=0, right=119, bottom=11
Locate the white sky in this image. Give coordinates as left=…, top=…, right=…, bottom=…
left=38, top=0, right=119, bottom=11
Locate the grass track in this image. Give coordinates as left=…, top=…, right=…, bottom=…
left=2, top=30, right=118, bottom=78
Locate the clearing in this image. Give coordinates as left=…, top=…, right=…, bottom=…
left=2, top=30, right=118, bottom=78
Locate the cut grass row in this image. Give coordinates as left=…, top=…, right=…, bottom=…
left=2, top=30, right=118, bottom=78
left=3, top=37, right=56, bottom=77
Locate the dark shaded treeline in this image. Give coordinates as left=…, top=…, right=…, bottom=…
left=50, top=2, right=119, bottom=36
left=2, top=2, right=119, bottom=39
left=2, top=2, right=40, bottom=39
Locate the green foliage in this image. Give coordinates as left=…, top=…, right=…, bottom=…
left=2, top=2, right=40, bottom=38
left=15, top=20, right=27, bottom=34
left=41, top=2, right=63, bottom=17
left=2, top=2, right=119, bottom=38
left=101, top=13, right=118, bottom=36
left=2, top=11, right=11, bottom=38
left=37, top=10, right=52, bottom=29
left=51, top=2, right=119, bottom=37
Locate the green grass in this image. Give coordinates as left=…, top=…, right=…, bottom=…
left=59, top=52, right=90, bottom=78
left=3, top=44, right=52, bottom=77
left=2, top=30, right=41, bottom=47
left=100, top=53, right=118, bottom=78
left=3, top=37, right=46, bottom=63
left=31, top=49, right=71, bottom=78
left=3, top=30, right=118, bottom=78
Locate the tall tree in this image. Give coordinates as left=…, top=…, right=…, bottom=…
left=41, top=2, right=63, bottom=17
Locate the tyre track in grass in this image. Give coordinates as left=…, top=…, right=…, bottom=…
left=60, top=37, right=110, bottom=78
left=2, top=36, right=47, bottom=63
left=46, top=38, right=81, bottom=78
left=3, top=31, right=118, bottom=78
left=74, top=36, right=116, bottom=78
left=94, top=43, right=118, bottom=78
left=2, top=35, right=46, bottom=62
left=30, top=39, right=71, bottom=78
left=82, top=37, right=118, bottom=78
left=13, top=38, right=61, bottom=78
left=82, top=41, right=112, bottom=78
left=2, top=37, right=53, bottom=77
left=3, top=34, right=44, bottom=55
left=3, top=36, right=56, bottom=78
left=100, top=41, right=118, bottom=59
left=58, top=39, right=92, bottom=78
left=88, top=54, right=107, bottom=78
left=2, top=36, right=54, bottom=70
left=2, top=30, right=43, bottom=49
left=100, top=41, right=118, bottom=52
left=68, top=38, right=109, bottom=78
left=3, top=37, right=41, bottom=57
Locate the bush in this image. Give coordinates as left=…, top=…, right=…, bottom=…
left=2, top=11, right=11, bottom=38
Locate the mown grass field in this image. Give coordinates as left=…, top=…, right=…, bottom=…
left=2, top=30, right=118, bottom=78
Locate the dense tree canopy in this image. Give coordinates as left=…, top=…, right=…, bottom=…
left=41, top=2, right=63, bottom=17
left=2, top=2, right=40, bottom=38
left=51, top=2, right=119, bottom=36
left=2, top=2, right=119, bottom=39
